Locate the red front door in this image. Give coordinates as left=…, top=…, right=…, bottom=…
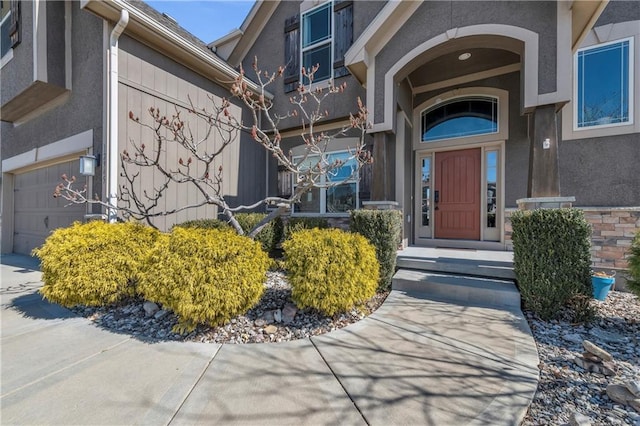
left=434, top=148, right=481, bottom=240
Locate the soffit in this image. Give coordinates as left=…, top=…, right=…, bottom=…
left=409, top=48, right=520, bottom=88
left=572, top=0, right=609, bottom=50
left=81, top=0, right=271, bottom=98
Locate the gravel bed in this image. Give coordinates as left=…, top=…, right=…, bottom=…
left=70, top=271, right=388, bottom=344
left=522, top=291, right=640, bottom=426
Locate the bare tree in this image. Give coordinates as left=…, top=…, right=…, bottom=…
left=55, top=60, right=372, bottom=237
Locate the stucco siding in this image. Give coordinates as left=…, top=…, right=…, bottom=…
left=559, top=131, right=639, bottom=207
left=1, top=3, right=103, bottom=166
left=596, top=0, right=640, bottom=26
left=241, top=1, right=384, bottom=131
left=0, top=0, right=35, bottom=105
left=46, top=1, right=66, bottom=89
left=374, top=1, right=557, bottom=123
left=118, top=36, right=266, bottom=231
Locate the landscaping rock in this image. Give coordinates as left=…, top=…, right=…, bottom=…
left=273, top=309, right=282, bottom=323
left=154, top=309, right=169, bottom=321
left=254, top=318, right=266, bottom=327
left=583, top=340, right=613, bottom=362
left=264, top=325, right=278, bottom=334
left=607, top=384, right=636, bottom=405
left=569, top=412, right=592, bottom=426
left=626, top=381, right=640, bottom=397
left=563, top=333, right=583, bottom=344
left=282, top=303, right=298, bottom=324
left=143, top=301, right=159, bottom=317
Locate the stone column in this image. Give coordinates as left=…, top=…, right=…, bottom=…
left=528, top=104, right=561, bottom=198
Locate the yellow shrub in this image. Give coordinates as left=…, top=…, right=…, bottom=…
left=138, top=227, right=269, bottom=332
left=283, top=228, right=379, bottom=316
left=33, top=221, right=159, bottom=307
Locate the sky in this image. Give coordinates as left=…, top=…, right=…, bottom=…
left=145, top=0, right=255, bottom=43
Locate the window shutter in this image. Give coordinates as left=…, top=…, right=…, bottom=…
left=283, top=14, right=300, bottom=93
left=333, top=0, right=353, bottom=78
left=9, top=0, right=20, bottom=48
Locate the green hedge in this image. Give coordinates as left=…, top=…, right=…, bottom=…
left=174, top=218, right=228, bottom=230
left=283, top=217, right=329, bottom=240
left=174, top=213, right=283, bottom=253
left=350, top=210, right=402, bottom=291
left=626, top=230, right=640, bottom=297
left=511, top=208, right=592, bottom=320
left=139, top=227, right=269, bottom=332
left=33, top=221, right=159, bottom=307
left=283, top=228, right=379, bottom=316
left=234, top=213, right=283, bottom=253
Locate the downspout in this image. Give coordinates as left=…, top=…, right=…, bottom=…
left=108, top=9, right=129, bottom=222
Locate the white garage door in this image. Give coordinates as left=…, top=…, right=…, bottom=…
left=13, top=160, right=87, bottom=255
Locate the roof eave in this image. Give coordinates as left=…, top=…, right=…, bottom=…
left=81, top=0, right=272, bottom=99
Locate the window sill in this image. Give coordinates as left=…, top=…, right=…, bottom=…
left=562, top=106, right=639, bottom=141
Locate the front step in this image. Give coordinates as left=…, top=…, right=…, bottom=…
left=392, top=269, right=521, bottom=309
left=396, top=255, right=515, bottom=281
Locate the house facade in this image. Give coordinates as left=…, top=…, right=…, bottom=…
left=213, top=0, right=640, bottom=272
left=1, top=0, right=266, bottom=255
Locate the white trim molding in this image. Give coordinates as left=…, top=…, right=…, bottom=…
left=412, top=87, right=509, bottom=151
left=2, top=129, right=94, bottom=173
left=562, top=20, right=640, bottom=141
left=371, top=24, right=538, bottom=133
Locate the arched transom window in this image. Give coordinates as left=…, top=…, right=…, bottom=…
left=421, top=96, right=498, bottom=142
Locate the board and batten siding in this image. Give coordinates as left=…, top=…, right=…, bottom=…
left=117, top=49, right=243, bottom=231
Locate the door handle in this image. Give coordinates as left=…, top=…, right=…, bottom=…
left=434, top=190, right=439, bottom=203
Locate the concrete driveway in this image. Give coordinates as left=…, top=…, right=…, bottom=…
left=1, top=254, right=538, bottom=425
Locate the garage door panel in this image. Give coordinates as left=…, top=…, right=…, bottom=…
left=13, top=160, right=87, bottom=255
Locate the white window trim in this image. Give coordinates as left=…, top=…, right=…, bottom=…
left=412, top=87, right=509, bottom=151
left=291, top=149, right=359, bottom=216
left=420, top=95, right=500, bottom=143
left=0, top=9, right=14, bottom=69
left=573, top=37, right=634, bottom=132
left=563, top=21, right=640, bottom=141
left=300, top=1, right=334, bottom=87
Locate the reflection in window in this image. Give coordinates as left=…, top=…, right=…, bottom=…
left=421, top=157, right=431, bottom=226
left=422, top=97, right=498, bottom=142
left=301, top=2, right=332, bottom=84
left=486, top=151, right=497, bottom=228
left=576, top=38, right=631, bottom=128
left=292, top=150, right=359, bottom=214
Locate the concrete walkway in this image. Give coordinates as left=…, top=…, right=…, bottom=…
left=1, top=254, right=539, bottom=425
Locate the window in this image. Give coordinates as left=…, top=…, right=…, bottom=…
left=421, top=97, right=498, bottom=142
left=302, top=2, right=332, bottom=83
left=283, top=1, right=353, bottom=92
left=1, top=0, right=20, bottom=61
left=292, top=151, right=358, bottom=215
left=575, top=38, right=633, bottom=129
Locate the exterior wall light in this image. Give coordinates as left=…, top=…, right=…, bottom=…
left=458, top=52, right=472, bottom=61
left=79, top=154, right=100, bottom=176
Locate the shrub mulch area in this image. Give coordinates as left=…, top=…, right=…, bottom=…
left=70, top=271, right=389, bottom=344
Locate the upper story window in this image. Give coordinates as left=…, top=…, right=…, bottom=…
left=1, top=0, right=20, bottom=61
left=283, top=1, right=353, bottom=92
left=302, top=3, right=332, bottom=83
left=575, top=38, right=633, bottom=129
left=421, top=97, right=498, bottom=142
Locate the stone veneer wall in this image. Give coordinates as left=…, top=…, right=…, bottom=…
left=504, top=207, right=640, bottom=271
